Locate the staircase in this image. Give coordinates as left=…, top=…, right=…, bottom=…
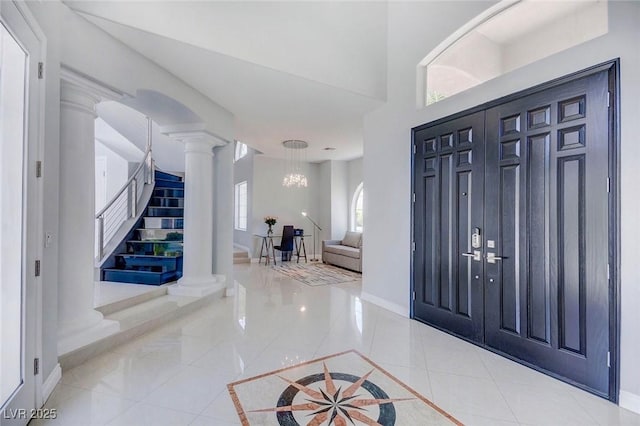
left=102, top=170, right=184, bottom=285
left=233, top=248, right=251, bottom=264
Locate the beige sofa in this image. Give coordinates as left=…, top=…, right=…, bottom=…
left=322, top=231, right=362, bottom=272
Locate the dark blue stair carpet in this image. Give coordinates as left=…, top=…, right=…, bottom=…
left=150, top=197, right=184, bottom=207
left=143, top=217, right=184, bottom=229
left=127, top=240, right=183, bottom=256
left=154, top=170, right=182, bottom=182
left=102, top=170, right=186, bottom=285
left=115, top=254, right=183, bottom=272
left=153, top=188, right=184, bottom=198
left=155, top=179, right=184, bottom=189
left=147, top=207, right=184, bottom=217
left=103, top=268, right=181, bottom=285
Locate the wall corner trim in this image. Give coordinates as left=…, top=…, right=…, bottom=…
left=361, top=291, right=409, bottom=318
left=619, top=390, right=640, bottom=415
left=42, top=363, right=62, bottom=405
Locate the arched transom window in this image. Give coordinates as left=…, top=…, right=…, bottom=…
left=419, top=0, right=608, bottom=106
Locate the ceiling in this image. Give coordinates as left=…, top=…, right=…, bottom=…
left=65, top=1, right=389, bottom=162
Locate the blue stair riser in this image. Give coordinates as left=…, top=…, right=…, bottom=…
left=103, top=269, right=180, bottom=286
left=138, top=229, right=184, bottom=241
left=150, top=197, right=184, bottom=208
left=155, top=179, right=184, bottom=189
left=143, top=217, right=183, bottom=229
left=154, top=170, right=182, bottom=182
left=115, top=254, right=182, bottom=272
left=153, top=188, right=184, bottom=198
left=127, top=241, right=183, bottom=256
left=147, top=207, right=183, bottom=217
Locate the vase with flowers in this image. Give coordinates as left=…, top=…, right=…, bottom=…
left=264, top=216, right=277, bottom=235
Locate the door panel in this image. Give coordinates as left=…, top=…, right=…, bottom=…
left=484, top=71, right=610, bottom=396
left=412, top=67, right=613, bottom=398
left=413, top=111, right=484, bottom=342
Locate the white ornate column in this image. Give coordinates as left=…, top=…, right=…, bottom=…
left=167, top=131, right=227, bottom=297
left=213, top=142, right=234, bottom=297
left=58, top=69, right=119, bottom=354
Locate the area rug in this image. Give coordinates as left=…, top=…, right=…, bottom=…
left=228, top=350, right=462, bottom=426
left=274, top=263, right=361, bottom=286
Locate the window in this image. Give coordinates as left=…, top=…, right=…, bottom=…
left=351, top=183, right=364, bottom=232
left=419, top=0, right=608, bottom=106
left=234, top=141, right=248, bottom=162
left=234, top=181, right=247, bottom=230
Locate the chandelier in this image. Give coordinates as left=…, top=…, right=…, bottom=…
left=282, top=140, right=308, bottom=188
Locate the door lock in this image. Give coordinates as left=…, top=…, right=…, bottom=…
left=486, top=252, right=503, bottom=264
left=471, top=227, right=482, bottom=249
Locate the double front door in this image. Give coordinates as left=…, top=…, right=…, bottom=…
left=412, top=67, right=614, bottom=398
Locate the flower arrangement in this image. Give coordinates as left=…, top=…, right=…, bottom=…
left=264, top=216, right=277, bottom=234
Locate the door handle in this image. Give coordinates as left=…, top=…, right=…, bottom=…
left=462, top=250, right=482, bottom=261
left=486, top=252, right=503, bottom=264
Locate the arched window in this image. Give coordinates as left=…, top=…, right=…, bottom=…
left=418, top=0, right=608, bottom=106
left=351, top=183, right=364, bottom=232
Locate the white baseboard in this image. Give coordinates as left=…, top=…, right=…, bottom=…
left=42, top=363, right=62, bottom=404
left=620, top=390, right=640, bottom=414
left=361, top=291, right=409, bottom=318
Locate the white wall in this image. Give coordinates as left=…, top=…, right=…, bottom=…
left=362, top=0, right=640, bottom=408
left=251, top=156, right=321, bottom=257
left=95, top=141, right=128, bottom=212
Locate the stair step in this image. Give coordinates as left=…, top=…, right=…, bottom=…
left=154, top=170, right=182, bottom=182
left=233, top=251, right=249, bottom=258
left=114, top=254, right=182, bottom=272
left=126, top=241, right=183, bottom=256
left=147, top=207, right=184, bottom=217
left=150, top=197, right=184, bottom=208
left=155, top=179, right=184, bottom=189
left=103, top=269, right=181, bottom=285
left=153, top=188, right=184, bottom=198
left=234, top=257, right=251, bottom=264
left=138, top=229, right=184, bottom=241
left=143, top=217, right=184, bottom=229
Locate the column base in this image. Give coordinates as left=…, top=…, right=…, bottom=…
left=225, top=286, right=236, bottom=297
left=169, top=274, right=226, bottom=297
left=58, top=317, right=120, bottom=356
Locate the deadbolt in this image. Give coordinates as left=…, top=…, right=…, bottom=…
left=471, top=227, right=482, bottom=249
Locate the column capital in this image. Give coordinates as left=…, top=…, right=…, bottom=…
left=60, top=66, right=128, bottom=116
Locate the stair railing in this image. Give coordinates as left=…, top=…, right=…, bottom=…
left=95, top=117, right=155, bottom=261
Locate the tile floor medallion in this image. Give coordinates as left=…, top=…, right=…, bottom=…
left=228, top=350, right=462, bottom=425
left=274, top=263, right=361, bottom=286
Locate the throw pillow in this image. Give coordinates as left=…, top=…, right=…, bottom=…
left=342, top=231, right=362, bottom=248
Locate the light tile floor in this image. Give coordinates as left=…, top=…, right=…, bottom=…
left=37, top=264, right=640, bottom=426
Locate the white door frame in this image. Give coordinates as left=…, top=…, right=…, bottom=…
left=0, top=1, right=45, bottom=424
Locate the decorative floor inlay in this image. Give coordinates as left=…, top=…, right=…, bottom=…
left=274, top=263, right=361, bottom=286
left=228, top=350, right=462, bottom=425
